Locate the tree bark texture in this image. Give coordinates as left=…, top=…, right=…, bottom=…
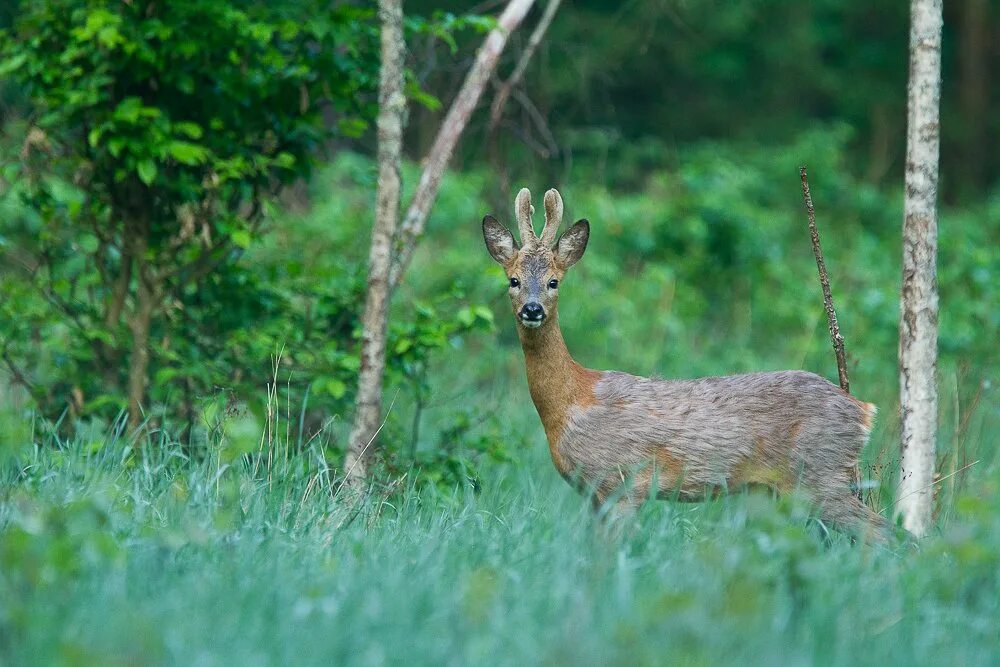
left=388, top=0, right=536, bottom=290
left=897, top=0, right=942, bottom=538
left=345, top=0, right=407, bottom=485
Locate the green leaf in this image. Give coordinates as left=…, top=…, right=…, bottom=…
left=0, top=53, right=28, bottom=76
left=273, top=152, right=295, bottom=169
left=456, top=307, right=475, bottom=328
left=325, top=378, right=346, bottom=399
left=137, top=160, right=157, bottom=185
left=406, top=81, right=441, bottom=111
left=113, top=97, right=143, bottom=123
left=78, top=234, right=99, bottom=253
left=231, top=229, right=251, bottom=249
left=167, top=141, right=208, bottom=165
left=338, top=117, right=368, bottom=138
left=473, top=305, right=494, bottom=324
left=174, top=122, right=203, bottom=139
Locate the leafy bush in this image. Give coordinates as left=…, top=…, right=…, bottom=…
left=0, top=0, right=378, bottom=427
left=0, top=3, right=508, bottom=487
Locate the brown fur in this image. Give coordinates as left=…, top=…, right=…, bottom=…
left=519, top=313, right=599, bottom=476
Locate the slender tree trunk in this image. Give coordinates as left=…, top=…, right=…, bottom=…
left=127, top=272, right=154, bottom=431
left=105, top=250, right=132, bottom=329
left=345, top=0, right=407, bottom=484
left=897, top=0, right=942, bottom=538
left=346, top=0, right=538, bottom=485
left=101, top=248, right=132, bottom=390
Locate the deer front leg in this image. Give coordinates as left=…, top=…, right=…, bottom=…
left=590, top=465, right=654, bottom=533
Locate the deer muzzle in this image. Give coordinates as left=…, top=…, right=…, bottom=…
left=519, top=302, right=546, bottom=327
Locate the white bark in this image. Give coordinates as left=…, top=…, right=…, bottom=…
left=347, top=0, right=539, bottom=483
left=388, top=0, right=537, bottom=289
left=896, top=0, right=942, bottom=537
left=345, top=0, right=406, bottom=485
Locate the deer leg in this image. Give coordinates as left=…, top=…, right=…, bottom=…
left=817, top=492, right=895, bottom=545
left=590, top=490, right=642, bottom=543
left=793, top=421, right=895, bottom=545
left=590, top=468, right=651, bottom=534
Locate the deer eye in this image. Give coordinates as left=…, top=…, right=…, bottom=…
left=548, top=279, right=559, bottom=289
left=509, top=277, right=520, bottom=288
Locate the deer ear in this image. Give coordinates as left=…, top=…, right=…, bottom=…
left=482, top=215, right=519, bottom=265
left=554, top=219, right=589, bottom=269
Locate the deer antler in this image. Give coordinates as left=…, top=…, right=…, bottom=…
left=539, top=188, right=563, bottom=247
left=515, top=188, right=536, bottom=245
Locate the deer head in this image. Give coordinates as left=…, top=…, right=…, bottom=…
left=482, top=188, right=590, bottom=328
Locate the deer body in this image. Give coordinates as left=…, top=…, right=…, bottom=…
left=485, top=188, right=891, bottom=543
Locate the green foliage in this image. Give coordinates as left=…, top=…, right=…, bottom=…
left=0, top=1, right=505, bottom=481
left=0, top=0, right=378, bottom=425
left=411, top=0, right=998, bottom=201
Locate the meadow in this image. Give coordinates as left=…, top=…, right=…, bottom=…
left=2, top=409, right=999, bottom=664
left=3, top=131, right=998, bottom=664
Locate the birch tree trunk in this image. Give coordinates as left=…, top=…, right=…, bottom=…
left=345, top=0, right=406, bottom=484
left=345, top=0, right=538, bottom=486
left=896, top=0, right=942, bottom=537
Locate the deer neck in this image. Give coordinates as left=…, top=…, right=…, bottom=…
left=517, top=312, right=599, bottom=449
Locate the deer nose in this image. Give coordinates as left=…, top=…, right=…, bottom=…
left=520, top=303, right=545, bottom=322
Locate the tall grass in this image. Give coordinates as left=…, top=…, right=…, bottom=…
left=2, top=384, right=999, bottom=665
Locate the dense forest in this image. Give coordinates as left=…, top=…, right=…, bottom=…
left=1, top=1, right=998, bottom=663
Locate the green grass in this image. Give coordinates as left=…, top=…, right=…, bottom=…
left=2, top=134, right=999, bottom=665
left=2, top=412, right=999, bottom=665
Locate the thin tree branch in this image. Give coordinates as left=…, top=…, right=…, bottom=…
left=499, top=118, right=553, bottom=158
left=799, top=167, right=850, bottom=394
left=104, top=250, right=132, bottom=329
left=388, top=0, right=537, bottom=291
left=488, top=0, right=562, bottom=133
left=511, top=88, right=559, bottom=155
left=1, top=344, right=36, bottom=394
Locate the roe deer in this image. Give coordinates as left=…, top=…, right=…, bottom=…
left=483, top=187, right=893, bottom=544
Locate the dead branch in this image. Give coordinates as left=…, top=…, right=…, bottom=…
left=1, top=344, right=37, bottom=394
left=488, top=0, right=562, bottom=134
left=799, top=167, right=851, bottom=394
left=499, top=119, right=553, bottom=158
left=881, top=459, right=980, bottom=515
left=511, top=88, right=559, bottom=155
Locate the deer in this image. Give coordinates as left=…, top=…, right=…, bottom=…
left=482, top=187, right=894, bottom=544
